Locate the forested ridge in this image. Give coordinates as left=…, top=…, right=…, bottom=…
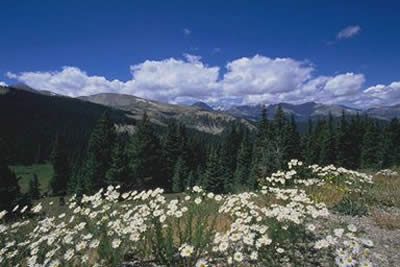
left=1, top=87, right=400, bottom=212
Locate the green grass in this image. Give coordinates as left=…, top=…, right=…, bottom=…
left=10, top=163, right=53, bottom=193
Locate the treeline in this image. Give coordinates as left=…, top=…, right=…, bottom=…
left=53, top=105, right=400, bottom=197
left=2, top=104, right=400, bottom=213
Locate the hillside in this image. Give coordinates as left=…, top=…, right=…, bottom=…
left=78, top=93, right=255, bottom=134
left=0, top=86, right=134, bottom=164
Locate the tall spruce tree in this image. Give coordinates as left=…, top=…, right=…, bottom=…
left=205, top=147, right=224, bottom=193
left=285, top=114, right=301, bottom=161
left=128, top=113, right=162, bottom=190
left=0, top=138, right=21, bottom=212
left=162, top=121, right=180, bottom=188
left=83, top=111, right=116, bottom=194
left=50, top=134, right=71, bottom=196
left=361, top=119, right=380, bottom=169
left=171, top=156, right=188, bottom=193
left=320, top=113, right=336, bottom=165
left=105, top=136, right=131, bottom=188
left=233, top=131, right=252, bottom=190
left=28, top=173, right=41, bottom=200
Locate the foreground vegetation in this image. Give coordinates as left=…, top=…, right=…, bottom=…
left=10, top=164, right=53, bottom=193
left=2, top=160, right=399, bottom=267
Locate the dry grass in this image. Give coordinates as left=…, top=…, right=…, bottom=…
left=370, top=208, right=400, bottom=230
left=367, top=174, right=400, bottom=208
left=308, top=183, right=346, bottom=208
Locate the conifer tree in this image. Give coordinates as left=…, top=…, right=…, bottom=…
left=320, top=113, right=336, bottom=165
left=361, top=119, right=380, bottom=169
left=0, top=138, right=21, bottom=212
left=303, top=118, right=315, bottom=165
left=28, top=173, right=41, bottom=200
left=50, top=134, right=71, bottom=196
left=105, top=136, right=131, bottom=188
left=162, top=121, right=180, bottom=186
left=205, top=147, right=224, bottom=193
left=336, top=111, right=348, bottom=167
left=83, top=111, right=116, bottom=194
left=285, top=114, right=301, bottom=161
left=171, top=156, right=188, bottom=193
left=233, top=131, right=252, bottom=190
left=128, top=113, right=162, bottom=190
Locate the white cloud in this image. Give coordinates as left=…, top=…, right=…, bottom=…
left=337, top=25, right=361, bottom=39
left=361, top=81, right=400, bottom=106
left=5, top=54, right=399, bottom=108
left=324, top=73, right=365, bottom=96
left=0, top=81, right=7, bottom=86
left=183, top=28, right=191, bottom=35
left=7, top=67, right=124, bottom=97
left=222, top=55, right=313, bottom=95
left=124, top=55, right=220, bottom=102
left=7, top=55, right=220, bottom=103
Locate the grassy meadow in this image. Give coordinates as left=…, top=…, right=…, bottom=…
left=1, top=161, right=400, bottom=266
left=10, top=163, right=53, bottom=193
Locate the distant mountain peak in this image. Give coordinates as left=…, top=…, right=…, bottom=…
left=191, top=101, right=213, bottom=111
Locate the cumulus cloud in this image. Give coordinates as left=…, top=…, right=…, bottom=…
left=6, top=55, right=220, bottom=103
left=124, top=55, right=220, bottom=102
left=337, top=25, right=361, bottom=39
left=361, top=81, right=400, bottom=106
left=222, top=56, right=313, bottom=95
left=0, top=81, right=7, bottom=86
left=183, top=28, right=191, bottom=35
left=6, top=54, right=399, bottom=108
left=7, top=67, right=124, bottom=97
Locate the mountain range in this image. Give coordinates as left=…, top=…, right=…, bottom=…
left=3, top=84, right=400, bottom=136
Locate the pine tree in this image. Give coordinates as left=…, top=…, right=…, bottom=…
left=171, top=156, right=188, bottom=193
left=320, top=113, right=336, bottom=165
left=303, top=118, right=315, bottom=165
left=162, top=121, right=180, bottom=188
left=128, top=113, right=162, bottom=190
left=361, top=119, right=380, bottom=169
left=220, top=125, right=241, bottom=193
left=83, top=111, right=116, bottom=194
left=205, top=147, right=224, bottom=193
left=336, top=111, right=355, bottom=168
left=28, top=173, right=41, bottom=200
left=233, top=131, right=252, bottom=190
left=0, top=138, right=21, bottom=212
left=105, top=136, right=131, bottom=188
left=50, top=134, right=71, bottom=196
left=285, top=114, right=301, bottom=161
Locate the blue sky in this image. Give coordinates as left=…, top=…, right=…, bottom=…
left=1, top=0, right=399, bottom=108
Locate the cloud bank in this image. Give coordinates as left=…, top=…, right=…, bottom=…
left=0, top=81, right=7, bottom=86
left=6, top=54, right=400, bottom=108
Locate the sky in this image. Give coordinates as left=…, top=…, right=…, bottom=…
left=1, top=0, right=399, bottom=108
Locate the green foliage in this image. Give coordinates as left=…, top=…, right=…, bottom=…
left=128, top=113, right=162, bottom=190
left=105, top=135, right=131, bottom=188
left=28, top=174, right=41, bottom=200
left=10, top=164, right=53, bottom=193
left=172, top=156, right=189, bottom=193
left=334, top=192, right=369, bottom=216
left=82, top=111, right=116, bottom=194
left=361, top=119, right=380, bottom=169
left=205, top=148, right=224, bottom=193
left=50, top=135, right=71, bottom=196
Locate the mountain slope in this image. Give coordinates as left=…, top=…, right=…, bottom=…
left=78, top=93, right=255, bottom=134
left=191, top=101, right=213, bottom=111
left=0, top=86, right=134, bottom=164
left=366, top=104, right=400, bottom=120
left=226, top=102, right=364, bottom=121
